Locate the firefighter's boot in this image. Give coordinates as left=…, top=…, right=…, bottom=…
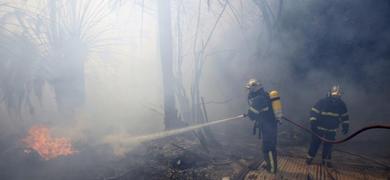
left=322, top=159, right=333, bottom=168
left=306, top=158, right=313, bottom=165
left=264, top=151, right=277, bottom=174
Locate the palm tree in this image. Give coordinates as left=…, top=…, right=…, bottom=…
left=0, top=0, right=113, bottom=119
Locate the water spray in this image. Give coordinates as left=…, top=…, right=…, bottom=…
left=104, top=114, right=245, bottom=147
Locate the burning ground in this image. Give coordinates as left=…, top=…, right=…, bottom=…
left=22, top=125, right=76, bottom=160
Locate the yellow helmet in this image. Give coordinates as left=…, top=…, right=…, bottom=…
left=245, top=78, right=261, bottom=89
left=330, top=85, right=342, bottom=97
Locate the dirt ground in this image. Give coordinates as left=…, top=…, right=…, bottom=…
left=0, top=119, right=389, bottom=180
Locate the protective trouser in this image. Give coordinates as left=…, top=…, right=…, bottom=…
left=307, top=128, right=336, bottom=161
left=261, top=120, right=278, bottom=173
left=253, top=119, right=262, bottom=139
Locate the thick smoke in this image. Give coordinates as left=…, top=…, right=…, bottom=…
left=0, top=1, right=389, bottom=179
left=198, top=0, right=390, bottom=142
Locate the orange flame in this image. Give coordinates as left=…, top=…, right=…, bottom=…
left=22, top=125, right=76, bottom=160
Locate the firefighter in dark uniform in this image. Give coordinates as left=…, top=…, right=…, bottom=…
left=306, top=85, right=349, bottom=167
left=246, top=79, right=281, bottom=174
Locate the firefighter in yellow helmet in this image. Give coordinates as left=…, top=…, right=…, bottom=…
left=306, top=85, right=349, bottom=167
left=245, top=79, right=282, bottom=174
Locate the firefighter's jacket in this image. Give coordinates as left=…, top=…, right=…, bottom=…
left=247, top=89, right=276, bottom=123
left=310, top=96, right=349, bottom=132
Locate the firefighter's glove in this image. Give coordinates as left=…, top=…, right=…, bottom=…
left=243, top=113, right=251, bottom=121
left=276, top=117, right=282, bottom=124
left=342, top=123, right=349, bottom=134
left=342, top=126, right=349, bottom=135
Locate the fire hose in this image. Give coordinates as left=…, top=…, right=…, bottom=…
left=280, top=116, right=390, bottom=169
left=280, top=116, right=390, bottom=144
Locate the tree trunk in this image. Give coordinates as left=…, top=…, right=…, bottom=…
left=157, top=0, right=181, bottom=129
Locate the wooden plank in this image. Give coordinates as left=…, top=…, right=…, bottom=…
left=244, top=155, right=389, bottom=180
